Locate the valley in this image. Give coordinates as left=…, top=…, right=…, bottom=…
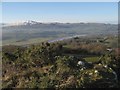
left=1, top=22, right=120, bottom=88
left=2, top=21, right=118, bottom=46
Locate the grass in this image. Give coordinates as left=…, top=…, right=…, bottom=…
left=2, top=37, right=53, bottom=46
left=84, top=56, right=100, bottom=62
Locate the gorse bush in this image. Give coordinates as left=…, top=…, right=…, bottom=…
left=2, top=42, right=119, bottom=88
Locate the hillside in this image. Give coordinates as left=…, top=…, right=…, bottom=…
left=2, top=35, right=120, bottom=88
left=2, top=22, right=118, bottom=45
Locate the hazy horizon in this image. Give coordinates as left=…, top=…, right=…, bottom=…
left=2, top=20, right=118, bottom=25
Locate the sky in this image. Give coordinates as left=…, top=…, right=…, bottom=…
left=1, top=0, right=119, bottom=2
left=2, top=2, right=118, bottom=23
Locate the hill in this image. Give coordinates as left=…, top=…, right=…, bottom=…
left=2, top=36, right=120, bottom=88
left=2, top=21, right=118, bottom=45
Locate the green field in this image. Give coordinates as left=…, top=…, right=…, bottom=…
left=84, top=56, right=100, bottom=62
left=2, top=37, right=53, bottom=46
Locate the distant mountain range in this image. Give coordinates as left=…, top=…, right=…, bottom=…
left=1, top=20, right=42, bottom=27
left=2, top=20, right=118, bottom=27
left=2, top=20, right=118, bottom=41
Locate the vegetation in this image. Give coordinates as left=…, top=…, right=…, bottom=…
left=2, top=35, right=120, bottom=88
